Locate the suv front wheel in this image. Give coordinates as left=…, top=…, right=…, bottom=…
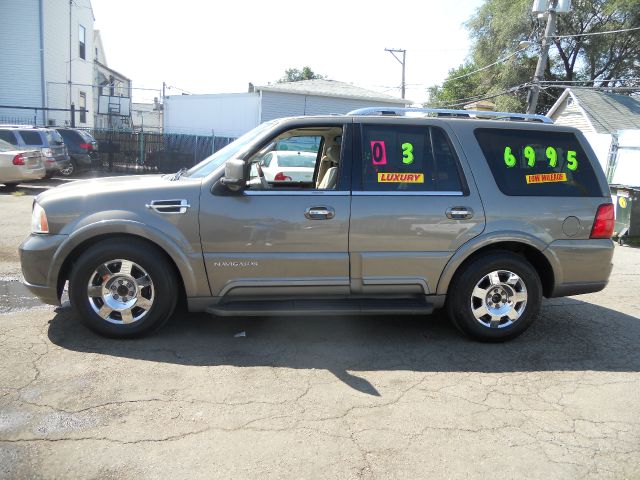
left=69, top=239, right=178, bottom=338
left=446, top=252, right=542, bottom=342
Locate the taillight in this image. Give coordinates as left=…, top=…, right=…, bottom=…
left=12, top=154, right=25, bottom=165
left=41, top=147, right=53, bottom=157
left=79, top=143, right=92, bottom=149
left=274, top=172, right=292, bottom=181
left=590, top=203, right=614, bottom=239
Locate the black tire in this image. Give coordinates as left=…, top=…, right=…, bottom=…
left=69, top=238, right=178, bottom=338
left=446, top=252, right=542, bottom=342
left=2, top=183, right=18, bottom=191
left=59, top=160, right=76, bottom=177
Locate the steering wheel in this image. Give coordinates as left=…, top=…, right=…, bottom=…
left=255, top=163, right=271, bottom=190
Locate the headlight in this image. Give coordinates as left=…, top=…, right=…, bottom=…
left=31, top=202, right=49, bottom=234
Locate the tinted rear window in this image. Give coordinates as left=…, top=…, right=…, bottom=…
left=474, top=128, right=603, bottom=197
left=56, top=129, right=79, bottom=143
left=0, top=130, right=18, bottom=145
left=18, top=130, right=44, bottom=146
left=276, top=152, right=316, bottom=168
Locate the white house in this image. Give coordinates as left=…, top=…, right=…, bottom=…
left=547, top=88, right=640, bottom=186
left=0, top=0, right=130, bottom=129
left=164, top=79, right=410, bottom=137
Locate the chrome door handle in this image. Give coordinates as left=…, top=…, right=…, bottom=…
left=305, top=206, right=335, bottom=220
left=446, top=206, right=474, bottom=220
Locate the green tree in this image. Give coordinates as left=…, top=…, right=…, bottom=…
left=427, top=0, right=640, bottom=113
left=277, top=66, right=326, bottom=83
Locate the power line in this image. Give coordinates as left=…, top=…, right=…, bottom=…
left=440, top=84, right=529, bottom=108
left=540, top=78, right=640, bottom=84
left=553, top=26, right=640, bottom=39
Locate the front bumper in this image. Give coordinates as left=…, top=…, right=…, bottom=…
left=19, top=233, right=67, bottom=305
left=545, top=238, right=614, bottom=297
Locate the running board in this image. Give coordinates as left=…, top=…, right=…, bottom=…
left=206, top=298, right=434, bottom=317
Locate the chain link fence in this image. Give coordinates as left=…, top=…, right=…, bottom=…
left=90, top=130, right=236, bottom=173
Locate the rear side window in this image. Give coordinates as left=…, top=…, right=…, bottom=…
left=18, top=130, right=43, bottom=146
left=0, top=130, right=18, bottom=145
left=360, top=125, right=464, bottom=192
left=56, top=129, right=77, bottom=144
left=474, top=128, right=603, bottom=197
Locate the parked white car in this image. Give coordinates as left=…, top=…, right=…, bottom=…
left=0, top=139, right=46, bottom=188
left=259, top=151, right=316, bottom=182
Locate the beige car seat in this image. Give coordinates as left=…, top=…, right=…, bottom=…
left=317, top=146, right=340, bottom=189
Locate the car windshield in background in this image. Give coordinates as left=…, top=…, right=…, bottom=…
left=276, top=152, right=316, bottom=168
left=185, top=121, right=276, bottom=178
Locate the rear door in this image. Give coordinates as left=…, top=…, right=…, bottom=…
left=349, top=120, right=485, bottom=295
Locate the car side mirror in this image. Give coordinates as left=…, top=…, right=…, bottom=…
left=221, top=158, right=246, bottom=191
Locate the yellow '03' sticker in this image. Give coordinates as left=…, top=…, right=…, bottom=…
left=525, top=173, right=567, bottom=184
left=378, top=173, right=424, bottom=183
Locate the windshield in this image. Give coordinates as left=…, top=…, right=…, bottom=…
left=185, top=121, right=276, bottom=178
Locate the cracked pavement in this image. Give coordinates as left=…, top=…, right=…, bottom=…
left=1, top=192, right=639, bottom=479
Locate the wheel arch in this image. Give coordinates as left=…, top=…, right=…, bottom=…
left=52, top=221, right=202, bottom=303
left=437, top=234, right=556, bottom=298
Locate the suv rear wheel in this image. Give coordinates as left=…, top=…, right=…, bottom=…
left=69, top=239, right=178, bottom=338
left=446, top=252, right=542, bottom=342
left=59, top=160, right=76, bottom=177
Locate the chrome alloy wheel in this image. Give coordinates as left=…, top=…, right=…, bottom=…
left=87, top=259, right=154, bottom=325
left=470, top=270, right=528, bottom=329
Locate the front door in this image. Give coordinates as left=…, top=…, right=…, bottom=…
left=199, top=121, right=352, bottom=299
left=349, top=121, right=486, bottom=295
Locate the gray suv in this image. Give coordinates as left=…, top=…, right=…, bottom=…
left=19, top=108, right=615, bottom=342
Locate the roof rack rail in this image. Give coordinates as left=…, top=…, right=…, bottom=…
left=347, top=107, right=553, bottom=124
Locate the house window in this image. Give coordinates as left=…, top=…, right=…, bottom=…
left=79, top=25, right=86, bottom=59
left=79, top=92, right=87, bottom=123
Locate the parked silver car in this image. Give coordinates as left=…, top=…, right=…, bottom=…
left=0, top=125, right=70, bottom=176
left=0, top=138, right=46, bottom=187
left=19, top=108, right=614, bottom=341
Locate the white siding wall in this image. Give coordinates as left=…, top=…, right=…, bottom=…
left=551, top=100, right=595, bottom=133
left=260, top=91, right=404, bottom=122
left=0, top=0, right=45, bottom=124
left=43, top=0, right=95, bottom=127
left=164, top=94, right=260, bottom=137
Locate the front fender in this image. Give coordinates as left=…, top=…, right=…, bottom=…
left=48, top=219, right=210, bottom=297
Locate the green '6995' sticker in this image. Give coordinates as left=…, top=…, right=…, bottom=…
left=503, top=146, right=578, bottom=171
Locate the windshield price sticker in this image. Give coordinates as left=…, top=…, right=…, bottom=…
left=504, top=146, right=578, bottom=171
left=378, top=173, right=424, bottom=183
left=525, top=173, right=567, bottom=184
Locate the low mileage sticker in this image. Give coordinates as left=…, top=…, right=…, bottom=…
left=525, top=173, right=567, bottom=184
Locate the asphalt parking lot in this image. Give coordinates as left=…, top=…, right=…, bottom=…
left=1, top=183, right=639, bottom=479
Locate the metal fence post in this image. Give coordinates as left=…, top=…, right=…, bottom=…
left=194, top=135, right=198, bottom=166
left=139, top=131, right=145, bottom=166
left=212, top=130, right=216, bottom=155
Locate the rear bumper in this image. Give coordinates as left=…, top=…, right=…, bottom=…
left=19, top=233, right=67, bottom=305
left=2, top=166, right=46, bottom=183
left=545, top=239, right=614, bottom=298
left=44, top=155, right=71, bottom=173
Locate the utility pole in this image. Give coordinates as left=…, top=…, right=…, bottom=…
left=385, top=48, right=406, bottom=99
left=526, top=0, right=558, bottom=114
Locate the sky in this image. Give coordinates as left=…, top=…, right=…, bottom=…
left=91, top=0, right=485, bottom=104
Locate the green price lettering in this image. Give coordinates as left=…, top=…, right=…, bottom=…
left=567, top=150, right=578, bottom=170
left=504, top=146, right=516, bottom=167
left=524, top=146, right=536, bottom=167
left=402, top=142, right=414, bottom=165
left=546, top=146, right=557, bottom=167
